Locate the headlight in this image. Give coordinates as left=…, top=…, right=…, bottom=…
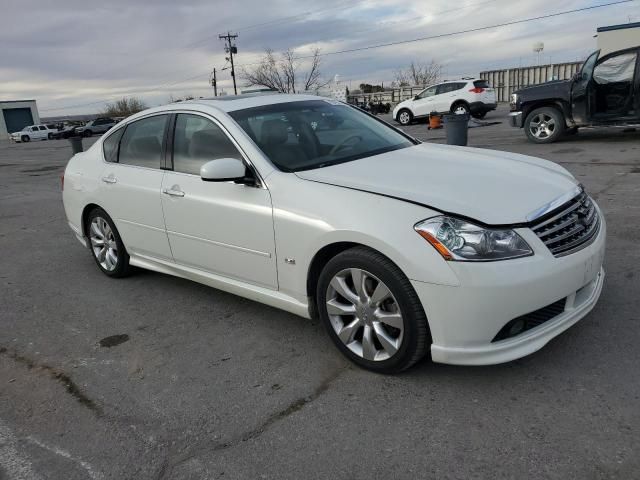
left=414, top=215, right=533, bottom=261
left=510, top=93, right=518, bottom=105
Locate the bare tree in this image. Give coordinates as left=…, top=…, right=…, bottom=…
left=394, top=60, right=442, bottom=87
left=241, top=48, right=328, bottom=93
left=102, top=97, right=147, bottom=117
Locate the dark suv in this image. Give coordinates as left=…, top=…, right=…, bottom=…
left=76, top=117, right=117, bottom=137
left=509, top=46, right=639, bottom=143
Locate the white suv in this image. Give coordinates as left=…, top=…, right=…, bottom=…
left=10, top=124, right=57, bottom=142
left=393, top=79, right=497, bottom=125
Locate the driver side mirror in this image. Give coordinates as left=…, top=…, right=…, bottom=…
left=414, top=95, right=420, bottom=100
left=200, top=158, right=247, bottom=183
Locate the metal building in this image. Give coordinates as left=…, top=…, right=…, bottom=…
left=0, top=100, right=40, bottom=141
left=597, top=22, right=640, bottom=56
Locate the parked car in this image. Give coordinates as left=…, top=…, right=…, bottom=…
left=63, top=94, right=605, bottom=373
left=76, top=117, right=117, bottom=137
left=52, top=122, right=80, bottom=139
left=393, top=79, right=497, bottom=125
left=10, top=124, right=57, bottom=142
left=510, top=46, right=639, bottom=143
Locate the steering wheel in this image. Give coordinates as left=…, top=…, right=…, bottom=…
left=329, top=135, right=363, bottom=155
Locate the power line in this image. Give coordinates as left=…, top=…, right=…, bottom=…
left=40, top=0, right=634, bottom=113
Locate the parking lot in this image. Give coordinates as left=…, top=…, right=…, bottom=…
left=1, top=105, right=639, bottom=479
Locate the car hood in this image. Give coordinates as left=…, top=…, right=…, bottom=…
left=294, top=144, right=579, bottom=225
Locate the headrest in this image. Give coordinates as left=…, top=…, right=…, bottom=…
left=260, top=120, right=288, bottom=145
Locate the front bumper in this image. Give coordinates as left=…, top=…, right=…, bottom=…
left=509, top=111, right=523, bottom=128
left=411, top=210, right=606, bottom=365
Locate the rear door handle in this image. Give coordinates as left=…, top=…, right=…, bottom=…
left=162, top=187, right=185, bottom=197
left=101, top=175, right=117, bottom=184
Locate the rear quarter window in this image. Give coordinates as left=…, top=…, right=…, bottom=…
left=103, top=128, right=125, bottom=163
left=474, top=80, right=490, bottom=88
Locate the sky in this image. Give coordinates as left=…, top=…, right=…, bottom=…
left=1, top=0, right=637, bottom=116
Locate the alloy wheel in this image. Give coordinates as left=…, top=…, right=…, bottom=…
left=398, top=111, right=410, bottom=125
left=90, top=217, right=118, bottom=271
left=326, top=268, right=404, bottom=361
left=454, top=105, right=469, bottom=115
left=529, top=113, right=556, bottom=139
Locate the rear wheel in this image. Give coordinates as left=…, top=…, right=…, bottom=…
left=87, top=208, right=132, bottom=278
left=472, top=111, right=487, bottom=119
left=47, top=133, right=53, bottom=140
left=524, top=107, right=565, bottom=143
left=397, top=109, right=413, bottom=126
left=316, top=247, right=430, bottom=373
left=451, top=102, right=470, bottom=115
left=84, top=130, right=92, bottom=137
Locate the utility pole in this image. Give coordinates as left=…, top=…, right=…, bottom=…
left=211, top=68, right=217, bottom=96
left=219, top=32, right=238, bottom=95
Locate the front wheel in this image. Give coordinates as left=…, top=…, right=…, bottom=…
left=396, top=109, right=413, bottom=126
left=87, top=208, right=132, bottom=277
left=524, top=107, right=565, bottom=143
left=21, top=135, right=30, bottom=143
left=316, top=247, right=430, bottom=373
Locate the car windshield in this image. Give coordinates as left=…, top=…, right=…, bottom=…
left=229, top=100, right=416, bottom=172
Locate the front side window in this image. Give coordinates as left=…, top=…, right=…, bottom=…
left=103, top=128, right=125, bottom=163
left=230, top=100, right=415, bottom=172
left=31, top=127, right=38, bottom=132
left=118, top=115, right=167, bottom=169
left=417, top=86, right=437, bottom=98
left=172, top=114, right=243, bottom=175
left=593, top=53, right=637, bottom=84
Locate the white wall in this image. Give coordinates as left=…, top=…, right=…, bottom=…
left=597, top=25, right=640, bottom=56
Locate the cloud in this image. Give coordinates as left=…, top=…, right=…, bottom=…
left=0, top=0, right=632, bottom=115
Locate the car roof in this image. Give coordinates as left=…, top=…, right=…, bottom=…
left=170, top=92, right=323, bottom=113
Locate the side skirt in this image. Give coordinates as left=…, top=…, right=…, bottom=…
left=129, top=253, right=311, bottom=319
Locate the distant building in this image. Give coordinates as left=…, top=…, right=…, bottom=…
left=596, top=22, right=640, bottom=55
left=0, top=100, right=40, bottom=141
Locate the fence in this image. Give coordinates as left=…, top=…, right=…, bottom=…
left=480, top=62, right=582, bottom=102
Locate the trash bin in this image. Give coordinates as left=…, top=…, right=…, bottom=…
left=443, top=113, right=470, bottom=146
left=68, top=136, right=84, bottom=154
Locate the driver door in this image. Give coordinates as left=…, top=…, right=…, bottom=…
left=571, top=51, right=599, bottom=124
left=160, top=112, right=278, bottom=289
left=412, top=85, right=438, bottom=117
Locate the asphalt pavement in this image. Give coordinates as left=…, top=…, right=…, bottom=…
left=1, top=106, right=639, bottom=479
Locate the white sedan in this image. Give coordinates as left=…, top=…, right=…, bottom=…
left=62, top=94, right=605, bottom=373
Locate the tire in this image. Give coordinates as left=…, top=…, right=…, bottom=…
left=524, top=107, right=565, bottom=144
left=21, top=135, right=30, bottom=143
left=472, top=111, right=487, bottom=119
left=316, top=246, right=430, bottom=373
left=396, top=109, right=413, bottom=126
left=565, top=127, right=579, bottom=136
left=86, top=207, right=133, bottom=278
left=84, top=130, right=92, bottom=137
left=47, top=133, right=53, bottom=140
left=451, top=102, right=470, bottom=115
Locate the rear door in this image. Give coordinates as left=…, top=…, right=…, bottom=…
left=37, top=126, right=48, bottom=140
left=435, top=82, right=466, bottom=112
left=161, top=112, right=278, bottom=288
left=98, top=114, right=173, bottom=260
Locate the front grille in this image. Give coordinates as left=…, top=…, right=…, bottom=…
left=531, top=191, right=600, bottom=257
left=492, top=298, right=567, bottom=342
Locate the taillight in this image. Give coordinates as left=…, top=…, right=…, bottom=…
left=469, top=87, right=485, bottom=93
left=61, top=172, right=64, bottom=191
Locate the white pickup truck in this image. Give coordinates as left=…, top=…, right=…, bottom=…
left=10, top=124, right=57, bottom=143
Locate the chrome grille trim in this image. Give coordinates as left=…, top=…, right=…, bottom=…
left=531, top=192, right=600, bottom=257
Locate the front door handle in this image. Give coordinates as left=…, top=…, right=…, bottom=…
left=162, top=187, right=185, bottom=197
left=101, top=175, right=117, bottom=184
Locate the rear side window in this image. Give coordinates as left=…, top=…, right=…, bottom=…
left=172, top=113, right=242, bottom=175
left=38, top=126, right=47, bottom=131
left=118, top=115, right=167, bottom=169
left=474, top=80, right=490, bottom=88
left=103, top=128, right=125, bottom=163
left=437, top=83, right=466, bottom=94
